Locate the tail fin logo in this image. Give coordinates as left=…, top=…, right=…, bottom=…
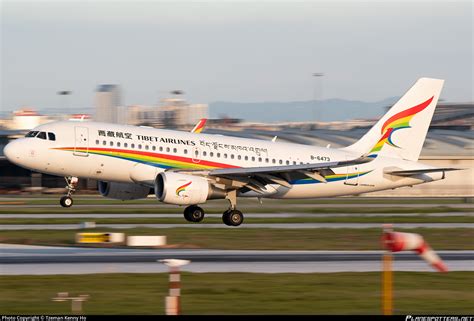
left=367, top=96, right=434, bottom=158
left=176, top=181, right=192, bottom=197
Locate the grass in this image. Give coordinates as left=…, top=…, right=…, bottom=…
left=1, top=272, right=472, bottom=314
left=1, top=215, right=473, bottom=225
left=1, top=228, right=472, bottom=250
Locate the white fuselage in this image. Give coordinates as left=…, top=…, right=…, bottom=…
left=4, top=120, right=442, bottom=199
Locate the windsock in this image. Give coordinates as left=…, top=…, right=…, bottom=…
left=382, top=231, right=448, bottom=272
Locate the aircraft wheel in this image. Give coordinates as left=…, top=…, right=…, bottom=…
left=223, top=209, right=243, bottom=227
left=60, top=196, right=73, bottom=208
left=222, top=209, right=232, bottom=226
left=184, top=205, right=205, bottom=222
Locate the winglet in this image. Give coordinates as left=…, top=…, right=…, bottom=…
left=191, top=118, right=207, bottom=133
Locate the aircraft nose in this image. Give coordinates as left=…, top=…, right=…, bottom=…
left=3, top=139, right=21, bottom=163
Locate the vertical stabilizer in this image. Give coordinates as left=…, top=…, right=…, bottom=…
left=344, top=78, right=444, bottom=161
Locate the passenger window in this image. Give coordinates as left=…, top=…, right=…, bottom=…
left=217, top=153, right=221, bottom=158
left=258, top=157, right=262, bottom=162
left=131, top=143, right=135, bottom=148
left=244, top=156, right=248, bottom=161
left=166, top=147, right=170, bottom=152
left=251, top=156, right=255, bottom=161
left=210, top=152, right=214, bottom=157
left=231, top=154, right=234, bottom=159
left=152, top=146, right=156, bottom=151
left=173, top=148, right=177, bottom=153
left=159, top=146, right=163, bottom=152
left=37, top=132, right=47, bottom=140
left=184, top=149, right=188, bottom=154
left=224, top=153, right=227, bottom=159
left=138, top=144, right=142, bottom=149
left=279, top=160, right=283, bottom=164
left=124, top=143, right=128, bottom=148
left=293, top=161, right=296, bottom=165
left=286, top=160, right=290, bottom=165
left=110, top=141, right=114, bottom=146
left=117, top=142, right=121, bottom=147
left=145, top=145, right=149, bottom=150
left=238, top=155, right=241, bottom=160
left=95, top=140, right=99, bottom=145
left=103, top=141, right=106, bottom=146
left=47, top=133, right=56, bottom=141
left=272, top=159, right=276, bottom=164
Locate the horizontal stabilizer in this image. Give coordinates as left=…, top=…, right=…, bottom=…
left=384, top=168, right=462, bottom=177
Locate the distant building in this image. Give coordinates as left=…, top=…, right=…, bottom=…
left=158, top=91, right=208, bottom=129
left=95, top=84, right=121, bottom=123
left=122, top=91, right=209, bottom=128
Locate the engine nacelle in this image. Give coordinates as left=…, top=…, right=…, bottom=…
left=155, top=172, right=224, bottom=205
left=98, top=181, right=150, bottom=200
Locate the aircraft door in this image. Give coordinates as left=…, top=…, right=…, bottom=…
left=74, top=126, right=89, bottom=157
left=192, top=147, right=201, bottom=163
left=344, top=165, right=360, bottom=186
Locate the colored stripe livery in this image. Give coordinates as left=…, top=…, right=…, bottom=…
left=367, top=96, right=433, bottom=158
left=55, top=147, right=369, bottom=185
left=55, top=147, right=238, bottom=170
left=291, top=170, right=372, bottom=185
left=176, top=181, right=192, bottom=196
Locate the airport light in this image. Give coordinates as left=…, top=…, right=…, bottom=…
left=52, top=292, right=89, bottom=314
left=159, top=259, right=190, bottom=315
left=312, top=72, right=324, bottom=126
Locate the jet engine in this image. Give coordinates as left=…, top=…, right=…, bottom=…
left=98, top=181, right=151, bottom=200
left=155, top=172, right=225, bottom=205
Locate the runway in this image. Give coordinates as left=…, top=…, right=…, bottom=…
left=0, top=212, right=472, bottom=218
left=1, top=244, right=472, bottom=274
left=2, top=244, right=473, bottom=263
left=1, top=222, right=472, bottom=230
left=0, top=203, right=471, bottom=208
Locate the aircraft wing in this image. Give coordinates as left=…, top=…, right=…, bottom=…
left=196, top=156, right=374, bottom=192
left=210, top=156, right=372, bottom=177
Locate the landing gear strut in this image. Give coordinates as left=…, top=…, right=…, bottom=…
left=184, top=205, right=205, bottom=222
left=222, top=190, right=244, bottom=226
left=60, top=176, right=78, bottom=208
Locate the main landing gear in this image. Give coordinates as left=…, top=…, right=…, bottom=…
left=182, top=190, right=245, bottom=227
left=222, top=190, right=244, bottom=227
left=60, top=176, right=78, bottom=208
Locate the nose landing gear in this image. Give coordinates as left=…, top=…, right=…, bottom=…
left=60, top=176, right=78, bottom=208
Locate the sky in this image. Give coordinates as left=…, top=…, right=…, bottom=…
left=1, top=0, right=472, bottom=112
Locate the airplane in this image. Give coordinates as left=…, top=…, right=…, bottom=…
left=3, top=78, right=460, bottom=226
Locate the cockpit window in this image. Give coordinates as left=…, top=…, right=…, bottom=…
left=25, top=131, right=38, bottom=137
left=48, top=132, right=56, bottom=141
left=37, top=132, right=47, bottom=140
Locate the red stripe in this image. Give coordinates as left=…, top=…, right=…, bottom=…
left=177, top=181, right=192, bottom=191
left=61, top=147, right=239, bottom=169
left=381, top=96, right=434, bottom=134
